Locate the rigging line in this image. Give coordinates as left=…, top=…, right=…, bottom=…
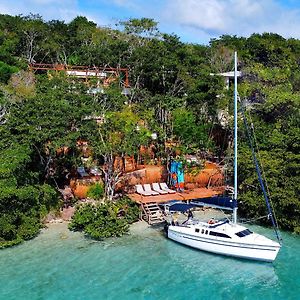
left=218, top=209, right=231, bottom=221
left=240, top=214, right=269, bottom=224
left=241, top=105, right=282, bottom=243
left=247, top=110, right=271, bottom=195
left=242, top=109, right=282, bottom=243
left=246, top=109, right=281, bottom=233
left=238, top=96, right=275, bottom=210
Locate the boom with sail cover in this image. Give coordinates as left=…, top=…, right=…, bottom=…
left=168, top=196, right=237, bottom=212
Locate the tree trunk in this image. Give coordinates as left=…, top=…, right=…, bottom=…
left=103, top=153, right=122, bottom=201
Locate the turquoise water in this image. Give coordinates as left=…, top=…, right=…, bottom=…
left=1, top=223, right=300, bottom=300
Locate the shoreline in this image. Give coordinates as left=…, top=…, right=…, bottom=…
left=43, top=206, right=76, bottom=225
left=44, top=205, right=229, bottom=228
left=44, top=219, right=154, bottom=240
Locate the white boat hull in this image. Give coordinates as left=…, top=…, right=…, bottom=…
left=168, top=225, right=280, bottom=262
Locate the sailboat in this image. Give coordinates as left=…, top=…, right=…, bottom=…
left=165, top=52, right=281, bottom=262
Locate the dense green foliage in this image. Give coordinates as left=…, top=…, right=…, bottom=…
left=0, top=144, right=59, bottom=248
left=69, top=198, right=140, bottom=239
left=87, top=183, right=104, bottom=200
left=0, top=13, right=299, bottom=247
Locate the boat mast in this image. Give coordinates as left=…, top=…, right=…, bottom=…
left=233, top=51, right=238, bottom=224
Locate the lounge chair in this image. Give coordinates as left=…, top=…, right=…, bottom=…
left=77, top=166, right=89, bottom=178
left=160, top=182, right=176, bottom=194
left=136, top=184, right=153, bottom=196
left=90, top=166, right=101, bottom=176
left=143, top=184, right=160, bottom=195
left=152, top=182, right=168, bottom=194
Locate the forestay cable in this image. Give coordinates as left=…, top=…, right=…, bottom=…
left=240, top=103, right=282, bottom=243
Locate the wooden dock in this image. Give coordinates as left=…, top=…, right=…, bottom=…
left=128, top=187, right=222, bottom=204
left=128, top=187, right=225, bottom=225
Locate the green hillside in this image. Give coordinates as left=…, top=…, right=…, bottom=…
left=0, top=14, right=299, bottom=247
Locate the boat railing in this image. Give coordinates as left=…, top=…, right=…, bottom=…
left=208, top=219, right=230, bottom=228
left=181, top=218, right=229, bottom=228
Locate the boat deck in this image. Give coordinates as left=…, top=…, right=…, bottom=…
left=128, top=187, right=221, bottom=204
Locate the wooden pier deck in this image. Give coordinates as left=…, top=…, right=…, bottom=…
left=128, top=187, right=222, bottom=204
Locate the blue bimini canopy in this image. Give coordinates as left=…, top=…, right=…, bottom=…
left=169, top=203, right=196, bottom=212
left=191, top=196, right=237, bottom=210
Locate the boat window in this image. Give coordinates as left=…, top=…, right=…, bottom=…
left=201, top=229, right=205, bottom=234
left=205, top=230, right=208, bottom=235
left=195, top=228, right=199, bottom=233
left=209, top=231, right=231, bottom=238
left=235, top=229, right=253, bottom=238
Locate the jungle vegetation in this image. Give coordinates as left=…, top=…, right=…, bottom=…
left=0, top=13, right=299, bottom=247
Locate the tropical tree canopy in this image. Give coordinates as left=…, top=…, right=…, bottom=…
left=0, top=13, right=299, bottom=248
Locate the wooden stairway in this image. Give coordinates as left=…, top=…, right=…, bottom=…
left=140, top=202, right=165, bottom=225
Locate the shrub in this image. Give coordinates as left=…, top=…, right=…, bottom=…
left=69, top=197, right=140, bottom=240
left=87, top=183, right=104, bottom=200
left=0, top=61, right=18, bottom=83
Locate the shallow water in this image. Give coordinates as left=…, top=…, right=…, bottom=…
left=0, top=222, right=299, bottom=300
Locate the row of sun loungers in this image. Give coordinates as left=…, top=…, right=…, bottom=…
left=136, top=183, right=176, bottom=196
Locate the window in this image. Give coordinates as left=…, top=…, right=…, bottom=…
left=195, top=228, right=199, bottom=233
left=209, top=231, right=231, bottom=238
left=235, top=229, right=253, bottom=238
left=201, top=229, right=205, bottom=234
left=205, top=230, right=208, bottom=235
